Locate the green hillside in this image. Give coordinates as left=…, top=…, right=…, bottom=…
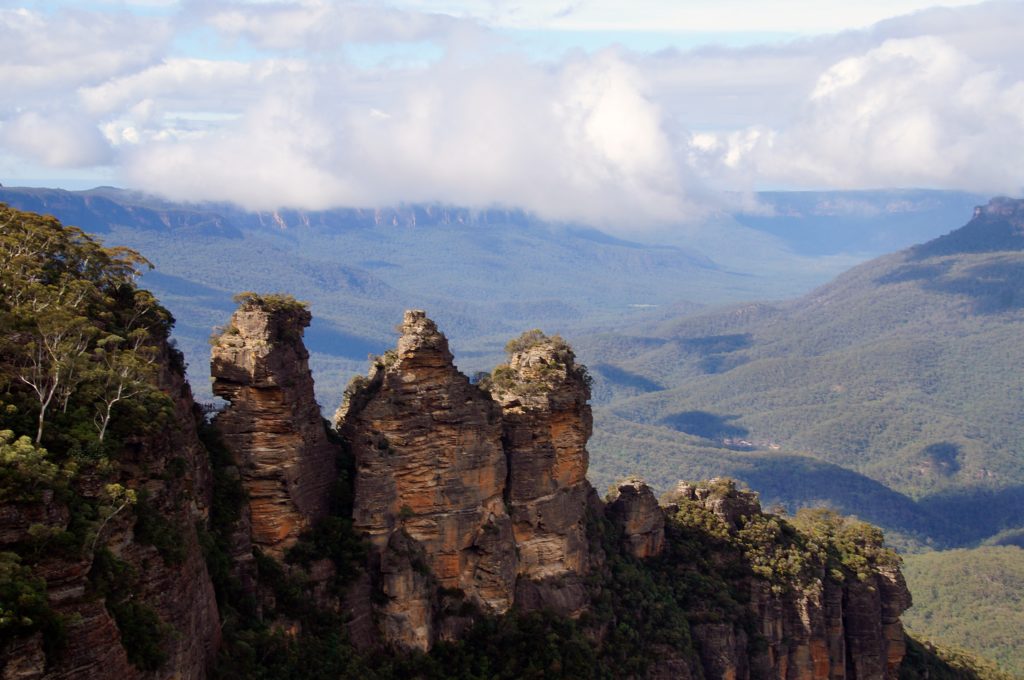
left=902, top=546, right=1024, bottom=676
left=583, top=198, right=1024, bottom=548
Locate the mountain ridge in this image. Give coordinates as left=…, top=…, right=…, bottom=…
left=584, top=197, right=1024, bottom=550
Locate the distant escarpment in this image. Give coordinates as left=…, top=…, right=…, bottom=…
left=912, top=196, right=1024, bottom=258
left=1, top=203, right=965, bottom=679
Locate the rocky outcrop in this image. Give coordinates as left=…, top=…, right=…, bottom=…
left=670, top=481, right=912, bottom=680
left=337, top=311, right=517, bottom=650
left=0, top=300, right=918, bottom=678
left=335, top=315, right=915, bottom=679
left=336, top=318, right=606, bottom=647
left=671, top=478, right=762, bottom=529
left=488, top=331, right=594, bottom=614
left=210, top=296, right=336, bottom=558
left=606, top=478, right=665, bottom=559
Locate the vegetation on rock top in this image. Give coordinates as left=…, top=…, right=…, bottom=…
left=232, top=291, right=310, bottom=316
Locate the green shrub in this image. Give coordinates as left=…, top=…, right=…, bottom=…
left=0, top=552, right=62, bottom=650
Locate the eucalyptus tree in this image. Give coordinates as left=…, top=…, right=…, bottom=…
left=0, top=203, right=165, bottom=446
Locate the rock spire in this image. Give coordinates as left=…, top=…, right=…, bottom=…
left=210, top=294, right=336, bottom=558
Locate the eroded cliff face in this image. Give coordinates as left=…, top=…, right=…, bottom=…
left=334, top=314, right=914, bottom=679
left=489, top=332, right=595, bottom=614
left=336, top=311, right=517, bottom=650
left=669, top=481, right=913, bottom=680
left=210, top=298, right=336, bottom=558
left=113, top=351, right=221, bottom=679
left=0, top=344, right=220, bottom=680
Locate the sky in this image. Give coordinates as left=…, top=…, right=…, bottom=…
left=2, top=0, right=1024, bottom=227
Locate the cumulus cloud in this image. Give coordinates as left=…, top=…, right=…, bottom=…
left=0, top=7, right=170, bottom=95
left=3, top=0, right=1024, bottom=225
left=123, top=50, right=700, bottom=226
left=0, top=6, right=168, bottom=171
left=695, top=35, right=1024, bottom=194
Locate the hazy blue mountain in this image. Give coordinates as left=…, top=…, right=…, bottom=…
left=0, top=185, right=751, bottom=406
left=582, top=197, right=1024, bottom=549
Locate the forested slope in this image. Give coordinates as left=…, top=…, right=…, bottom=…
left=902, top=546, right=1024, bottom=676
left=584, top=198, right=1024, bottom=549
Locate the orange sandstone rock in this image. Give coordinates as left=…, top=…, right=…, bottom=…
left=606, top=477, right=665, bottom=559
left=211, top=297, right=336, bottom=559
left=489, top=331, right=596, bottom=615
left=338, top=311, right=516, bottom=649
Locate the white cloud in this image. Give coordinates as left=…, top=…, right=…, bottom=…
left=123, top=49, right=701, bottom=226
left=0, top=112, right=114, bottom=168
left=696, top=35, right=1024, bottom=194
left=3, top=0, right=1024, bottom=225
left=0, top=7, right=170, bottom=95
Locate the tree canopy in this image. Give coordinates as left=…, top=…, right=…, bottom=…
left=0, top=203, right=173, bottom=453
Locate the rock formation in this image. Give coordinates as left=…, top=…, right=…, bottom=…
left=671, top=478, right=763, bottom=529
left=488, top=331, right=595, bottom=614
left=0, top=205, right=938, bottom=680
left=210, top=295, right=336, bottom=558
left=606, top=478, right=665, bottom=559
left=668, top=480, right=912, bottom=680
left=333, top=314, right=915, bottom=679
left=336, top=311, right=517, bottom=649
left=0, top=298, right=919, bottom=678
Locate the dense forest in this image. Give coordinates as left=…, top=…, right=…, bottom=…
left=902, top=546, right=1024, bottom=676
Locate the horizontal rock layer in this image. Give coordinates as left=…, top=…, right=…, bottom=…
left=211, top=299, right=336, bottom=558
left=338, top=311, right=518, bottom=649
